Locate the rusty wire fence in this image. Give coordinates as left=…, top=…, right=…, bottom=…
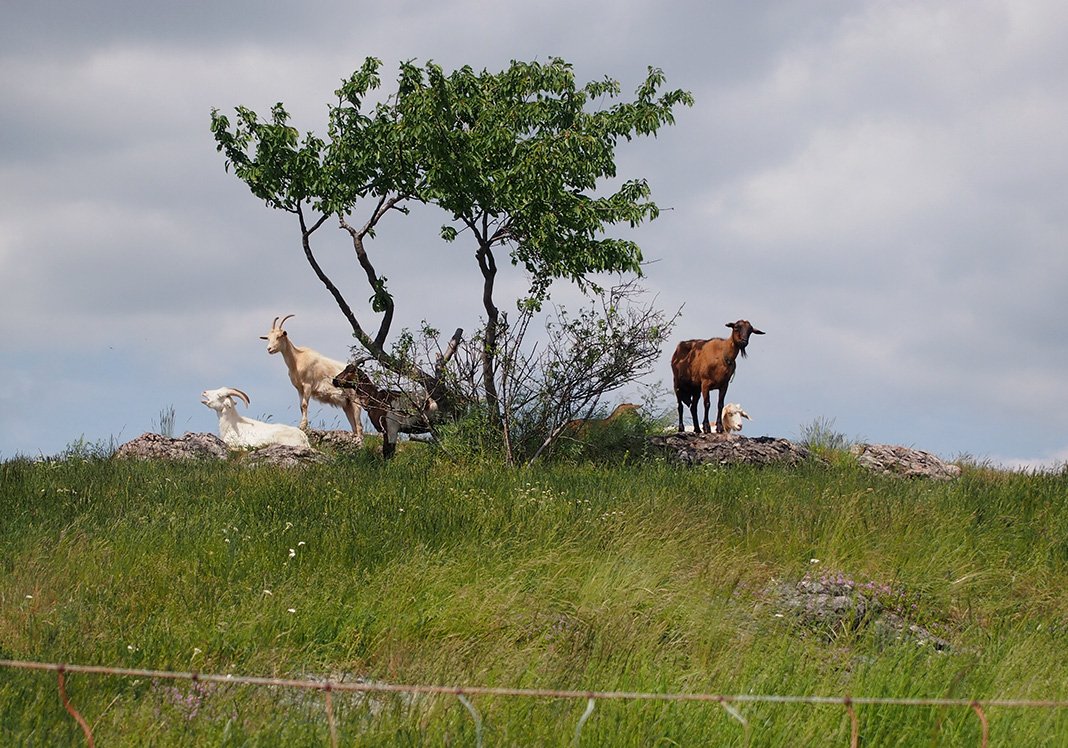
left=4, top=658, right=1068, bottom=747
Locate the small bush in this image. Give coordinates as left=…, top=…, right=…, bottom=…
left=153, top=405, right=177, bottom=438
left=54, top=435, right=118, bottom=461
left=799, top=416, right=850, bottom=453
left=431, top=407, right=506, bottom=464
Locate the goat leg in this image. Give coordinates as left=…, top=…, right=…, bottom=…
left=701, top=386, right=714, bottom=434
left=715, top=388, right=729, bottom=434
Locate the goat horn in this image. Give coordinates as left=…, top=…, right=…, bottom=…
left=224, top=387, right=251, bottom=407
left=278, top=314, right=294, bottom=329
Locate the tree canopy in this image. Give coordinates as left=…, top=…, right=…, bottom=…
left=211, top=56, right=692, bottom=448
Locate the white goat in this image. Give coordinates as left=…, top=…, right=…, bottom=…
left=201, top=387, right=311, bottom=449
left=260, top=315, right=364, bottom=442
left=721, top=403, right=750, bottom=433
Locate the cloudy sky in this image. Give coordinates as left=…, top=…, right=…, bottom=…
left=2, top=0, right=1065, bottom=467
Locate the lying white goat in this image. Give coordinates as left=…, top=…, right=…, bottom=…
left=662, top=423, right=699, bottom=433
left=721, top=403, right=750, bottom=433
left=661, top=404, right=749, bottom=434
left=201, top=387, right=310, bottom=449
left=261, top=315, right=363, bottom=443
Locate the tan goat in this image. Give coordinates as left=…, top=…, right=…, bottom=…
left=260, top=315, right=364, bottom=441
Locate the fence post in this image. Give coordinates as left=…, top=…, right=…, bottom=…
left=971, top=702, right=989, bottom=748
left=457, top=693, right=483, bottom=748
left=718, top=697, right=750, bottom=747
left=323, top=682, right=338, bottom=748
left=57, top=665, right=95, bottom=748
left=573, top=697, right=596, bottom=746
left=843, top=696, right=858, bottom=748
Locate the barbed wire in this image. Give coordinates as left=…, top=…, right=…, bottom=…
left=4, top=658, right=1068, bottom=746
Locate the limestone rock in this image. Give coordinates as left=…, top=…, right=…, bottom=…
left=774, top=573, right=951, bottom=650
left=243, top=444, right=330, bottom=468
left=114, top=432, right=229, bottom=461
left=307, top=429, right=364, bottom=456
left=850, top=443, right=961, bottom=480
left=649, top=433, right=819, bottom=467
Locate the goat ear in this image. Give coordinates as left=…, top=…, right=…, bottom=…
left=725, top=322, right=736, bottom=329
left=259, top=336, right=269, bottom=340
left=752, top=328, right=766, bottom=335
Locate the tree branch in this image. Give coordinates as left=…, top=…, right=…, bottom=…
left=297, top=205, right=369, bottom=341
left=338, top=206, right=397, bottom=349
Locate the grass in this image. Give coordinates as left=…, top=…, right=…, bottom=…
left=1, top=446, right=1067, bottom=745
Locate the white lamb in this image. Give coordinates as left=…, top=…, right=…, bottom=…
left=721, top=403, right=750, bottom=433
left=201, top=387, right=311, bottom=449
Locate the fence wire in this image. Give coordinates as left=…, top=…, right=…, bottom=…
left=3, top=658, right=1066, bottom=746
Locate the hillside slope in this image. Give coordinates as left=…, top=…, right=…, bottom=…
left=2, top=454, right=1067, bottom=745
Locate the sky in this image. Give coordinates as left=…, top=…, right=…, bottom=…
left=1, top=0, right=1066, bottom=468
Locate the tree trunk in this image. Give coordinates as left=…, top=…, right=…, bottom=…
left=476, top=242, right=502, bottom=433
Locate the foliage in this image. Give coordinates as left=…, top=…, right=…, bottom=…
left=497, top=280, right=677, bottom=464
left=393, top=58, right=693, bottom=297
left=3, top=454, right=1068, bottom=744
left=380, top=281, right=676, bottom=464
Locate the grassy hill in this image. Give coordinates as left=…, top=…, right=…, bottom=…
left=2, top=445, right=1067, bottom=745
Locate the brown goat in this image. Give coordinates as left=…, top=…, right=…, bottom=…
left=671, top=320, right=764, bottom=434
left=561, top=403, right=641, bottom=439
left=332, top=364, right=438, bottom=459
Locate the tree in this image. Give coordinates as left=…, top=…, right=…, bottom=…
left=211, top=57, right=691, bottom=444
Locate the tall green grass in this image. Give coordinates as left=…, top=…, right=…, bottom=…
left=2, top=450, right=1067, bottom=745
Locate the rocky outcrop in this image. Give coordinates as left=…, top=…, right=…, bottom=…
left=850, top=443, right=961, bottom=481
left=307, top=429, right=364, bottom=456
left=649, top=433, right=820, bottom=467
left=114, top=432, right=229, bottom=461
left=114, top=432, right=332, bottom=468
left=649, top=433, right=961, bottom=480
left=243, top=444, right=330, bottom=468
left=772, top=572, right=950, bottom=650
